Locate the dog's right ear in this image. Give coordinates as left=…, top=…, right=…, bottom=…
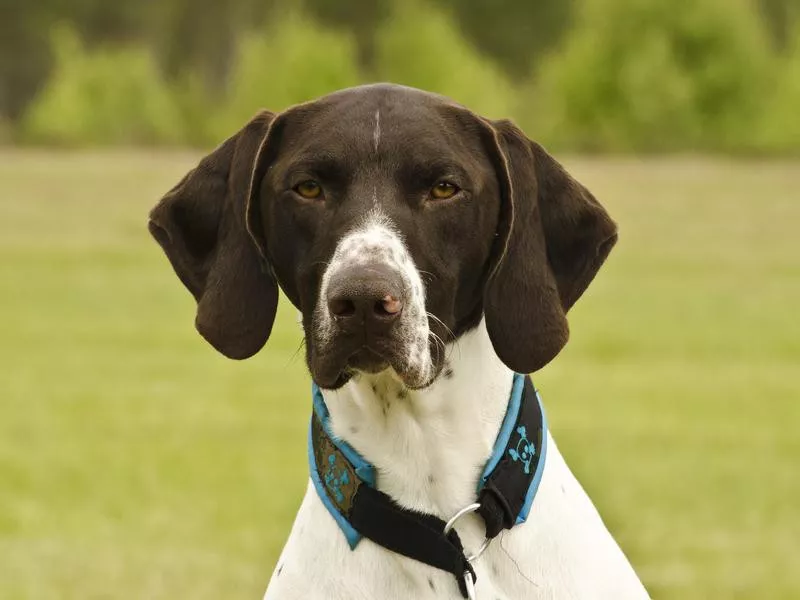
left=148, top=111, right=278, bottom=359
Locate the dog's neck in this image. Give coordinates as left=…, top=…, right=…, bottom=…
left=321, top=320, right=513, bottom=519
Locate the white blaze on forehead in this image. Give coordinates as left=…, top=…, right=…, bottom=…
left=373, top=109, right=381, bottom=152
left=315, top=211, right=433, bottom=385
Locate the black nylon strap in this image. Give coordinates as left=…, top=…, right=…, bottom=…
left=477, top=480, right=515, bottom=538
left=349, top=485, right=476, bottom=598
left=478, top=375, right=544, bottom=539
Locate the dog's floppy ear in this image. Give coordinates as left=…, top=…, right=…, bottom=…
left=482, top=119, right=618, bottom=373
left=148, top=111, right=278, bottom=359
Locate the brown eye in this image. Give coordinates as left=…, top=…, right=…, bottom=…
left=430, top=181, right=459, bottom=200
left=294, top=180, right=323, bottom=200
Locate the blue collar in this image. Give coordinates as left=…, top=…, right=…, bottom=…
left=308, top=373, right=548, bottom=549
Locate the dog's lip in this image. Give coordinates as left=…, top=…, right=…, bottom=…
left=310, top=342, right=390, bottom=388
left=310, top=334, right=444, bottom=390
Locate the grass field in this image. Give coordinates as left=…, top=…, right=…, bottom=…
left=1, top=150, right=798, bottom=599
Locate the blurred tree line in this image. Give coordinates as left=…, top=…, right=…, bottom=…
left=1, top=0, right=798, bottom=152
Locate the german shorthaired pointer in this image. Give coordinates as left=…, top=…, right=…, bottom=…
left=149, top=84, right=649, bottom=599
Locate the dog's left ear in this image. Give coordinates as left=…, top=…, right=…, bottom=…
left=482, top=119, right=618, bottom=373
left=148, top=111, right=278, bottom=359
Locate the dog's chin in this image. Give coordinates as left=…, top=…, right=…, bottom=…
left=347, top=347, right=390, bottom=374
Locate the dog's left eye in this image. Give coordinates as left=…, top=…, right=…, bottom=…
left=293, top=180, right=323, bottom=200
left=430, top=181, right=460, bottom=200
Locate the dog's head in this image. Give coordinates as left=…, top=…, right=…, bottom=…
left=149, top=84, right=616, bottom=389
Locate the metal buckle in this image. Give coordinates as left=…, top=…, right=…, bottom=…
left=443, top=502, right=491, bottom=562
left=464, top=569, right=477, bottom=600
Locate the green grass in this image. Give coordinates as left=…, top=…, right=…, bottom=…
left=0, top=151, right=798, bottom=599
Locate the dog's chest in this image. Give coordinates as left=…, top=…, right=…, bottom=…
left=263, top=325, right=649, bottom=599
left=266, top=434, right=647, bottom=600
left=269, top=479, right=527, bottom=600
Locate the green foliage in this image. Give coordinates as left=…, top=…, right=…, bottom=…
left=19, top=13, right=362, bottom=148
left=532, top=0, right=776, bottom=152
left=21, top=26, right=185, bottom=146
left=207, top=10, right=362, bottom=142
left=374, top=0, right=516, bottom=118
left=11, top=1, right=800, bottom=153
left=756, top=23, right=800, bottom=152
left=304, top=0, right=392, bottom=70
left=433, top=0, right=574, bottom=77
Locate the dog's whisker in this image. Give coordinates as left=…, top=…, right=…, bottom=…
left=286, top=337, right=307, bottom=366
left=428, top=331, right=446, bottom=356
left=426, top=312, right=461, bottom=363
left=427, top=326, right=446, bottom=347
left=427, top=330, right=453, bottom=376
left=417, top=269, right=437, bottom=283
left=426, top=331, right=443, bottom=359
left=426, top=312, right=455, bottom=341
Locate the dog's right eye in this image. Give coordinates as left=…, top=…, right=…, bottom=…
left=293, top=180, right=323, bottom=200
left=430, top=181, right=459, bottom=200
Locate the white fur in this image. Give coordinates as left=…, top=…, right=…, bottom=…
left=373, top=109, right=381, bottom=152
left=265, top=215, right=649, bottom=599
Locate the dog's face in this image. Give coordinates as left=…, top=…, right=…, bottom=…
left=249, top=88, right=506, bottom=389
left=149, top=84, right=617, bottom=389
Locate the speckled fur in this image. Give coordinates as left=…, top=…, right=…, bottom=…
left=313, top=211, right=433, bottom=388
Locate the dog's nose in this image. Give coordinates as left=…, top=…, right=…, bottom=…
left=326, top=264, right=404, bottom=333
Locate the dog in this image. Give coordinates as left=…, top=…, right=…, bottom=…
left=148, top=84, right=649, bottom=599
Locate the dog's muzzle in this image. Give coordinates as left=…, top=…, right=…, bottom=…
left=310, top=218, right=433, bottom=389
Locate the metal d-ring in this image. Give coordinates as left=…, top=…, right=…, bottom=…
left=443, top=502, right=492, bottom=563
